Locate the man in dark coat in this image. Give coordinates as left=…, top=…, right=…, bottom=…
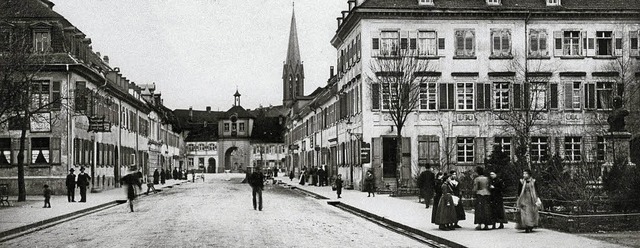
left=76, top=167, right=91, bottom=202
left=173, top=168, right=179, bottom=180
left=317, top=167, right=325, bottom=186
left=153, top=169, right=160, bottom=184
left=418, top=165, right=436, bottom=208
left=160, top=169, right=166, bottom=184
left=248, top=167, right=265, bottom=211
left=66, top=168, right=76, bottom=202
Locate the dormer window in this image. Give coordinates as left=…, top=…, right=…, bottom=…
left=418, top=0, right=434, bottom=6
left=487, top=0, right=501, bottom=5
left=33, top=29, right=50, bottom=53
left=546, top=0, right=561, bottom=6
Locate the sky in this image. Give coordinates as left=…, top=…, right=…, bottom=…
left=53, top=0, right=345, bottom=111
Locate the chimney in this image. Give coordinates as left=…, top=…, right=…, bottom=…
left=103, top=56, right=109, bottom=64
left=348, top=0, right=356, bottom=11
left=189, top=107, right=193, bottom=120
left=341, top=11, right=349, bottom=20
left=330, top=66, right=334, bottom=78
left=206, top=106, right=211, bottom=113
left=337, top=17, right=343, bottom=28
left=40, top=0, right=55, bottom=9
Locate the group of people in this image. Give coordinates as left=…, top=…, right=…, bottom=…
left=62, top=167, right=92, bottom=206
left=296, top=166, right=328, bottom=187
left=419, top=165, right=540, bottom=233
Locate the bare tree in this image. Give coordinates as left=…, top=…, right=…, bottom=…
left=367, top=49, right=435, bottom=193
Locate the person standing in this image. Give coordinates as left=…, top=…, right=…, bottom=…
left=473, top=166, right=492, bottom=230
left=76, top=167, right=91, bottom=202
left=310, top=166, right=317, bottom=186
left=248, top=167, right=265, bottom=211
left=317, top=167, right=326, bottom=186
left=120, top=168, right=143, bottom=212
left=43, top=184, right=51, bottom=208
left=289, top=169, right=295, bottom=182
left=153, top=169, right=160, bottom=185
left=431, top=172, right=444, bottom=224
left=335, top=174, right=344, bottom=199
left=434, top=174, right=457, bottom=230
left=66, top=168, right=76, bottom=202
left=449, top=170, right=465, bottom=228
left=160, top=169, right=166, bottom=184
left=364, top=170, right=375, bottom=197
left=517, top=169, right=540, bottom=233
left=489, top=171, right=507, bottom=229
left=173, top=168, right=179, bottom=180
left=299, top=167, right=306, bottom=185
left=273, top=167, right=279, bottom=178
left=418, top=165, right=436, bottom=208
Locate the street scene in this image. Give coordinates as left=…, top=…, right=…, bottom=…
left=1, top=0, right=640, bottom=247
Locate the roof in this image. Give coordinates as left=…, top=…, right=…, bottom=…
left=225, top=105, right=256, bottom=119
left=0, top=0, right=65, bottom=19
left=285, top=8, right=301, bottom=65
left=250, top=108, right=285, bottom=143
left=358, top=0, right=640, bottom=10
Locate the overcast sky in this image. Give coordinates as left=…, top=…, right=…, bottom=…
left=53, top=0, right=345, bottom=111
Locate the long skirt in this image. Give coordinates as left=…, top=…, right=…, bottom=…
left=516, top=192, right=539, bottom=229
left=126, top=186, right=137, bottom=200
left=434, top=194, right=457, bottom=225
left=299, top=175, right=306, bottom=185
left=474, top=195, right=493, bottom=225
left=431, top=193, right=441, bottom=223
left=490, top=195, right=507, bottom=223
left=455, top=197, right=466, bottom=221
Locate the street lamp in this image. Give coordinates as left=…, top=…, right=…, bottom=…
left=346, top=128, right=362, bottom=190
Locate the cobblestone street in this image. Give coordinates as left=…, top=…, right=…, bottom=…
left=2, top=175, right=424, bottom=247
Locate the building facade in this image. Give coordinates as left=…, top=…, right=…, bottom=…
left=284, top=0, right=640, bottom=191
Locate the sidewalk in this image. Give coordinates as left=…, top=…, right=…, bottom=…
left=0, top=179, right=187, bottom=236
left=276, top=176, right=624, bottom=248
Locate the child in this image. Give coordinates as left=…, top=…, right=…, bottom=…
left=335, top=174, right=343, bottom=199
left=43, top=184, right=51, bottom=208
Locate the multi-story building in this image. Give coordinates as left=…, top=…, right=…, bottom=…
left=0, top=0, right=182, bottom=194
left=284, top=0, right=640, bottom=191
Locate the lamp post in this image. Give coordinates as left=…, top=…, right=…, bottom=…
left=346, top=128, right=362, bottom=190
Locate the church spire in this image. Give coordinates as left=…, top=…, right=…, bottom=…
left=283, top=5, right=304, bottom=107
left=285, top=6, right=301, bottom=65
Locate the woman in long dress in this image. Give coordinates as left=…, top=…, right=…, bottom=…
left=517, top=169, right=540, bottom=233
left=489, top=171, right=507, bottom=229
left=473, top=166, right=492, bottom=230
left=435, top=174, right=458, bottom=230
left=431, top=172, right=444, bottom=224
left=299, top=167, right=306, bottom=185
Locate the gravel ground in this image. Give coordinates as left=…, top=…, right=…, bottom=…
left=579, top=231, right=640, bottom=248
left=2, top=175, right=426, bottom=247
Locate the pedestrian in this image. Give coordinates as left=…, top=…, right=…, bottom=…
left=289, top=170, right=294, bottom=181
left=173, top=168, right=179, bottom=180
left=418, top=165, right=436, bottom=208
left=489, top=171, right=507, bottom=229
left=317, top=167, right=325, bottom=186
left=299, top=167, right=306, bottom=185
left=43, top=184, right=51, bottom=208
left=120, top=168, right=143, bottom=212
left=434, top=174, right=457, bottom=231
left=66, top=168, right=76, bottom=202
left=335, top=174, right=343, bottom=199
left=364, top=170, right=375, bottom=197
left=153, top=169, right=160, bottom=184
left=273, top=167, right=279, bottom=178
left=310, top=166, right=317, bottom=186
left=77, top=167, right=91, bottom=202
left=160, top=169, right=166, bottom=184
left=248, top=166, right=265, bottom=211
left=473, top=166, right=492, bottom=230
left=449, top=170, right=465, bottom=228
left=517, top=169, right=541, bottom=233
left=431, top=172, right=444, bottom=224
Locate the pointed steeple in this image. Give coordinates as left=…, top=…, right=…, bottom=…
left=286, top=6, right=301, bottom=65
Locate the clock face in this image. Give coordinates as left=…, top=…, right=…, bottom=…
left=230, top=114, right=238, bottom=123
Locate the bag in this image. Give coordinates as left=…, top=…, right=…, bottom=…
left=535, top=197, right=543, bottom=210
left=451, top=195, right=460, bottom=206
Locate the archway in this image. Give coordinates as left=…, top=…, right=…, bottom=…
left=224, top=147, right=238, bottom=171
left=207, top=157, right=216, bottom=173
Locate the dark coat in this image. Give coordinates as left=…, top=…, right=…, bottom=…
left=434, top=183, right=457, bottom=225
left=77, top=173, right=91, bottom=188
left=418, top=170, right=436, bottom=200
left=153, top=170, right=160, bottom=184
left=121, top=173, right=142, bottom=200
left=450, top=181, right=466, bottom=220
left=364, top=173, right=375, bottom=192
left=248, top=172, right=265, bottom=189
left=431, top=178, right=443, bottom=223
left=66, top=174, right=76, bottom=188
left=490, top=177, right=507, bottom=223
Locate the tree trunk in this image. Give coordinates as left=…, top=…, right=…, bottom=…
left=17, top=126, right=27, bottom=201
left=395, top=126, right=403, bottom=195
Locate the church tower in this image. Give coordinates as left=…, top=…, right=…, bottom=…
left=282, top=6, right=304, bottom=107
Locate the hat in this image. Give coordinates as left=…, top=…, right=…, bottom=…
left=69, top=168, right=75, bottom=172
left=79, top=167, right=85, bottom=171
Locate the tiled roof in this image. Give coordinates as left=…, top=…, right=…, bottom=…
left=225, top=105, right=256, bottom=119
left=0, top=0, right=65, bottom=19
left=359, top=0, right=640, bottom=10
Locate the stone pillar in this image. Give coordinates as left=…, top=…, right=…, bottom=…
left=604, top=132, right=635, bottom=170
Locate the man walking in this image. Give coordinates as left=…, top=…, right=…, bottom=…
left=76, top=167, right=91, bottom=202
left=248, top=167, right=265, bottom=211
left=418, top=165, right=436, bottom=208
left=66, top=168, right=76, bottom=202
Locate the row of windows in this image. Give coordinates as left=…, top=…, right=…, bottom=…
left=370, top=29, right=639, bottom=59
left=419, top=0, right=562, bottom=6
left=187, top=143, right=217, bottom=152
left=253, top=145, right=286, bottom=154
left=0, top=137, right=60, bottom=166
left=372, top=81, right=624, bottom=111
left=223, top=122, right=246, bottom=133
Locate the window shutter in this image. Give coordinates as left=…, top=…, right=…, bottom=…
left=475, top=137, right=486, bottom=165
left=554, top=31, right=563, bottom=56
left=49, top=137, right=60, bottom=165
left=581, top=31, right=587, bottom=56
left=455, top=31, right=464, bottom=56
left=439, top=83, right=448, bottom=110
left=409, top=31, right=417, bottom=51
left=513, top=83, right=522, bottom=109
left=51, top=81, right=61, bottom=110
left=484, top=83, right=491, bottom=110
left=630, top=31, right=639, bottom=57
left=437, top=36, right=446, bottom=56
left=550, top=83, right=558, bottom=109
left=476, top=83, right=485, bottom=110
left=523, top=83, right=531, bottom=110
left=356, top=34, right=361, bottom=61
left=447, top=84, right=455, bottom=110
left=372, top=137, right=382, bottom=179
left=428, top=136, right=440, bottom=165
left=75, top=81, right=87, bottom=112
left=371, top=83, right=380, bottom=110
left=586, top=31, right=595, bottom=57
left=564, top=82, right=573, bottom=110
left=614, top=31, right=623, bottom=56
left=585, top=83, right=595, bottom=109
left=447, top=137, right=457, bottom=166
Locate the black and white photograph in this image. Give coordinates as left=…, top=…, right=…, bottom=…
left=1, top=0, right=639, bottom=247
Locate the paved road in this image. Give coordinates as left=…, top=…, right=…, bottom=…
left=2, top=175, right=425, bottom=247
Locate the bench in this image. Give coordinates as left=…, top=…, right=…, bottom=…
left=0, top=184, right=9, bottom=207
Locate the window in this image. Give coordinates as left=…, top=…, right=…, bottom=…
left=232, top=123, right=237, bottom=132
left=494, top=82, right=510, bottom=110
left=33, top=29, right=50, bottom=53
left=31, top=137, right=50, bottom=164
left=454, top=29, right=475, bottom=57
left=456, top=83, right=474, bottom=110
left=563, top=31, right=582, bottom=56
left=419, top=83, right=437, bottom=110
left=209, top=143, right=216, bottom=151
left=457, top=137, right=474, bottom=163
left=565, top=82, right=582, bottom=110
left=418, top=31, right=437, bottom=56
left=381, top=82, right=398, bottom=110
left=224, top=123, right=230, bottom=132
left=595, top=31, right=613, bottom=56
left=487, top=0, right=501, bottom=5
left=547, top=0, right=561, bottom=6
left=631, top=31, right=639, bottom=57
left=418, top=0, right=434, bottom=5
left=31, top=80, right=50, bottom=111
left=0, top=138, right=10, bottom=165
left=239, top=122, right=245, bottom=132
left=529, top=29, right=548, bottom=57
left=531, top=82, right=547, bottom=110
left=564, top=137, right=582, bottom=162
left=530, top=137, right=548, bottom=163
left=491, top=29, right=511, bottom=57
left=380, top=31, right=399, bottom=56
left=596, top=136, right=606, bottom=162
left=188, top=144, right=195, bottom=152
left=494, top=137, right=511, bottom=158
left=188, top=158, right=194, bottom=167
left=198, top=143, right=205, bottom=151
left=596, top=82, right=613, bottom=110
